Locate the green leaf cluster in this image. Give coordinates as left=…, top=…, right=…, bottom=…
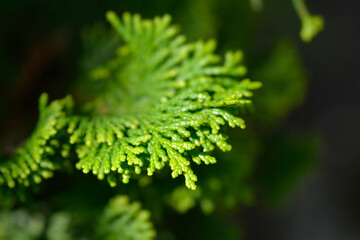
left=0, top=4, right=321, bottom=238
left=0, top=12, right=260, bottom=192
left=0, top=195, right=155, bottom=240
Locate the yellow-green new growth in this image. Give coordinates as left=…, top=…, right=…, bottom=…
left=0, top=12, right=261, bottom=192
left=0, top=94, right=73, bottom=190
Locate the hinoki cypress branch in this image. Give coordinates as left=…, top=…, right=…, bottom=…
left=0, top=12, right=261, bottom=192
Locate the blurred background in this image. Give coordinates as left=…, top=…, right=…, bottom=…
left=0, top=0, right=359, bottom=239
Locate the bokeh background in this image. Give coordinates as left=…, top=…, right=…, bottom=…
left=0, top=0, right=359, bottom=239
left=243, top=1, right=360, bottom=239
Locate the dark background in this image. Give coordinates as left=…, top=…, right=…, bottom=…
left=244, top=1, right=360, bottom=239
left=0, top=0, right=359, bottom=239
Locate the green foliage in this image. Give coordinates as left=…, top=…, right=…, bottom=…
left=46, top=212, right=73, bottom=240
left=0, top=95, right=73, bottom=190
left=97, top=195, right=156, bottom=240
left=0, top=12, right=261, bottom=192
left=72, top=10, right=259, bottom=189
left=0, top=196, right=155, bottom=240
left=160, top=39, right=311, bottom=215
left=0, top=210, right=44, bottom=240
left=164, top=131, right=258, bottom=214
left=0, top=2, right=321, bottom=239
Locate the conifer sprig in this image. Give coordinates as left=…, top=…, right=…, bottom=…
left=0, top=94, right=73, bottom=190
left=0, top=12, right=261, bottom=191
